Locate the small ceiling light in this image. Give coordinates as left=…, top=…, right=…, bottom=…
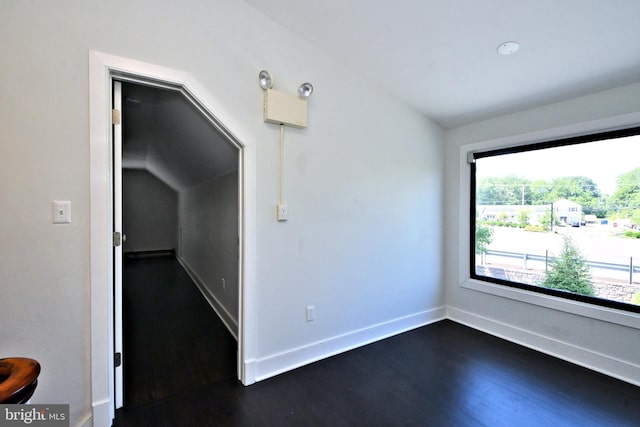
left=497, top=41, right=520, bottom=55
left=258, top=70, right=273, bottom=90
left=298, top=82, right=314, bottom=99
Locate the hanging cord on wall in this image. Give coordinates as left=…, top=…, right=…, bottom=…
left=279, top=124, right=285, bottom=205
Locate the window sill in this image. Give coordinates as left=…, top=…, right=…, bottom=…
left=462, top=277, right=640, bottom=330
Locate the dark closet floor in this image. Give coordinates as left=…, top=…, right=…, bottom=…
left=117, top=255, right=237, bottom=410
left=115, top=256, right=640, bottom=427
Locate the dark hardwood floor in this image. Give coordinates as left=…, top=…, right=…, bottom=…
left=118, top=255, right=237, bottom=409
left=115, top=256, right=640, bottom=426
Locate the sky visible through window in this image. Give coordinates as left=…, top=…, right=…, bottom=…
left=476, top=135, right=640, bottom=195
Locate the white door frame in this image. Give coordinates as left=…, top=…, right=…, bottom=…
left=89, top=51, right=256, bottom=427
left=112, top=80, right=124, bottom=409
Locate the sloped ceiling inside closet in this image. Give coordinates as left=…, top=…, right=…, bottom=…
left=121, top=82, right=238, bottom=191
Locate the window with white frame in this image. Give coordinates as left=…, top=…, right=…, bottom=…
left=470, top=127, right=640, bottom=313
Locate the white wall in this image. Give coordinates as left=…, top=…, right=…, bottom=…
left=444, top=82, right=640, bottom=387
left=253, top=74, right=445, bottom=379
left=178, top=171, right=239, bottom=337
left=123, top=169, right=178, bottom=253
left=0, top=1, right=444, bottom=425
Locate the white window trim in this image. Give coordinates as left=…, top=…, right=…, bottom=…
left=458, top=112, right=640, bottom=330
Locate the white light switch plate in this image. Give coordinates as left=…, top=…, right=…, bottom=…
left=277, top=204, right=288, bottom=221
left=52, top=200, right=71, bottom=224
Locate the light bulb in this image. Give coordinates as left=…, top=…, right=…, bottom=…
left=258, top=70, right=273, bottom=90
left=298, top=82, right=313, bottom=99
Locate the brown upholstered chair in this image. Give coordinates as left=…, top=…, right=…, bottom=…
left=0, top=358, right=41, bottom=404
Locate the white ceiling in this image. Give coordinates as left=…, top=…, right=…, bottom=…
left=245, top=0, right=640, bottom=128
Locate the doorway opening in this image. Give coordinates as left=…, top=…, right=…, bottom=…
left=113, top=80, right=241, bottom=410
left=90, top=53, right=252, bottom=426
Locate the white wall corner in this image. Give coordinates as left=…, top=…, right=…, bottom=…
left=254, top=307, right=446, bottom=383
left=447, top=306, right=640, bottom=387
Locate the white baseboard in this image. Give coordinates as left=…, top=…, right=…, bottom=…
left=177, top=256, right=238, bottom=340
left=253, top=306, right=447, bottom=382
left=447, top=306, right=640, bottom=387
